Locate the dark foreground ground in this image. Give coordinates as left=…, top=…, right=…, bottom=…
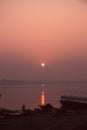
left=1, top=112, right=87, bottom=130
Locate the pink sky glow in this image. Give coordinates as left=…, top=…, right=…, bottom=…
left=0, top=0, right=87, bottom=80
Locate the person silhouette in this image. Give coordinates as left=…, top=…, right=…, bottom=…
left=22, top=104, right=25, bottom=110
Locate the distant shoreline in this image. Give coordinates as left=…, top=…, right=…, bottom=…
left=0, top=80, right=87, bottom=85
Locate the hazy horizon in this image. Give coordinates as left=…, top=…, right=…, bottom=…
left=0, top=0, right=87, bottom=80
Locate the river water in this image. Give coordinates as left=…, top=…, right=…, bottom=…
left=0, top=82, right=87, bottom=110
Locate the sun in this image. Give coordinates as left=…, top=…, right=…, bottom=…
left=41, top=62, right=45, bottom=67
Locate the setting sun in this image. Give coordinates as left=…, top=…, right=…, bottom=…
left=41, top=63, right=45, bottom=67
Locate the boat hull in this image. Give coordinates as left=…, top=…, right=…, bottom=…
left=60, top=100, right=87, bottom=111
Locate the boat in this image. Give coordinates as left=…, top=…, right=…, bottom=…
left=60, top=95, right=87, bottom=111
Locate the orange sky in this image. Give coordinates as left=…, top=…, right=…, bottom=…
left=0, top=0, right=87, bottom=80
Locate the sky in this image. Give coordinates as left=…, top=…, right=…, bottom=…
left=0, top=0, right=87, bottom=80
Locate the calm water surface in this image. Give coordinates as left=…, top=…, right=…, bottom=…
left=0, top=83, right=87, bottom=110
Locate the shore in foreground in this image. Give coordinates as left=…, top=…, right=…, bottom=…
left=0, top=111, right=87, bottom=130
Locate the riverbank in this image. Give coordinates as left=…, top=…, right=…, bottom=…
left=0, top=111, right=87, bottom=130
